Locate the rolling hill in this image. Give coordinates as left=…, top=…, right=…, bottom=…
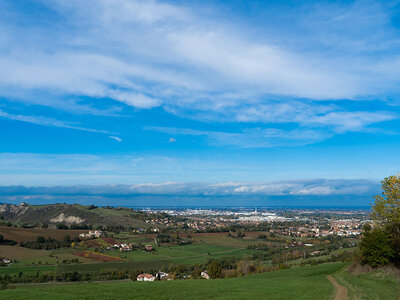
left=3, top=263, right=345, bottom=300
left=0, top=203, right=153, bottom=228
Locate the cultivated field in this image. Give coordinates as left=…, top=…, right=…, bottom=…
left=0, top=226, right=84, bottom=242
left=0, top=246, right=49, bottom=261
left=0, top=233, right=257, bottom=275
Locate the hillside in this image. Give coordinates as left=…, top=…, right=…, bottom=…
left=0, top=203, right=154, bottom=228
left=3, top=263, right=399, bottom=299
left=0, top=263, right=400, bottom=300
left=3, top=263, right=345, bottom=300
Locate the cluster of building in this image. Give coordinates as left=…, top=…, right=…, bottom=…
left=137, top=271, right=170, bottom=281
left=139, top=207, right=369, bottom=235
left=271, top=220, right=362, bottom=238
left=113, top=243, right=136, bottom=252
left=237, top=214, right=290, bottom=223
left=1, top=258, right=12, bottom=265
left=136, top=270, right=211, bottom=281
left=110, top=243, right=154, bottom=252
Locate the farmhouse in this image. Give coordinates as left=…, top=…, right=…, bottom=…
left=2, top=258, right=12, bottom=264
left=119, top=243, right=134, bottom=252
left=137, top=273, right=156, bottom=282
left=310, top=251, right=321, bottom=256
left=156, top=271, right=171, bottom=280
left=201, top=271, right=210, bottom=279
left=145, top=245, right=154, bottom=251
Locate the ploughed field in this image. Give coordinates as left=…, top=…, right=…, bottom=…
left=0, top=226, right=83, bottom=243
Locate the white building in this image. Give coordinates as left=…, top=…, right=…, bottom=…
left=137, top=273, right=156, bottom=282
left=201, top=271, right=210, bottom=279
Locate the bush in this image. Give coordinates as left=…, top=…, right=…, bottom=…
left=56, top=223, right=68, bottom=230
left=208, top=261, right=223, bottom=279
left=0, top=234, right=17, bottom=245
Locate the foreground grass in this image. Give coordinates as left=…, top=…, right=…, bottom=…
left=2, top=263, right=345, bottom=300
left=333, top=267, right=400, bottom=299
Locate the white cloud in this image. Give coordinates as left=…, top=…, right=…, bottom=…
left=234, top=186, right=248, bottom=193
left=109, top=136, right=122, bottom=142
left=108, top=90, right=160, bottom=109
left=0, top=1, right=398, bottom=101
left=295, top=186, right=332, bottom=195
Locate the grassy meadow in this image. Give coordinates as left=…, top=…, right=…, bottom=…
left=3, top=263, right=346, bottom=300
left=333, top=267, right=400, bottom=299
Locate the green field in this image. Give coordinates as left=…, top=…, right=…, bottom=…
left=0, top=241, right=254, bottom=277
left=3, top=263, right=346, bottom=300
left=333, top=267, right=400, bottom=299
left=0, top=265, right=56, bottom=276
left=113, top=242, right=254, bottom=264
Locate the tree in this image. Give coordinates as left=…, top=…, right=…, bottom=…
left=360, top=174, right=400, bottom=266
left=371, top=174, right=400, bottom=233
left=359, top=224, right=394, bottom=267
left=36, top=236, right=45, bottom=244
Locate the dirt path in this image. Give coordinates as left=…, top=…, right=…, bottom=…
left=327, top=275, right=348, bottom=300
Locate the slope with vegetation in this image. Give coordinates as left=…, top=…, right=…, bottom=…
left=0, top=203, right=156, bottom=229
left=3, top=263, right=345, bottom=300
left=358, top=174, right=400, bottom=268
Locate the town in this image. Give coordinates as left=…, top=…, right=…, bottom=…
left=142, top=207, right=367, bottom=237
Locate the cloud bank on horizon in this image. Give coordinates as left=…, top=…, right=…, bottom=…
left=0, top=0, right=399, bottom=199
left=0, top=179, right=379, bottom=196
left=0, top=179, right=380, bottom=207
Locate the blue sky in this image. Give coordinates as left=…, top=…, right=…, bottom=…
left=0, top=0, right=400, bottom=205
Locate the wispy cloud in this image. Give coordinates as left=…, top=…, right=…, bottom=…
left=0, top=152, right=394, bottom=187
left=147, top=126, right=331, bottom=148
left=0, top=109, right=110, bottom=134
left=109, top=136, right=122, bottom=142
left=0, top=0, right=398, bottom=145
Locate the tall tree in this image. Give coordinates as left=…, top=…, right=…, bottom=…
left=371, top=174, right=400, bottom=234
